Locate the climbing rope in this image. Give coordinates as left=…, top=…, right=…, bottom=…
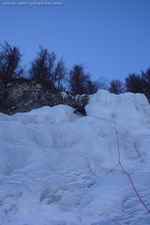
left=90, top=115, right=150, bottom=213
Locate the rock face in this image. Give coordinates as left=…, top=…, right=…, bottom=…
left=0, top=77, right=89, bottom=115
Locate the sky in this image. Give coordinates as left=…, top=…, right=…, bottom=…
left=0, top=0, right=150, bottom=82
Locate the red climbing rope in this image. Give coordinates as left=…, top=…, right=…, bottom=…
left=90, top=115, right=150, bottom=213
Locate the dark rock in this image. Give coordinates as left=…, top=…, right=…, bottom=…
left=0, top=76, right=89, bottom=115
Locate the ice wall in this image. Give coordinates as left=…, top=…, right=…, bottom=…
left=0, top=90, right=150, bottom=224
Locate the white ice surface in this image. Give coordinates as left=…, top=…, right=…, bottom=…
left=0, top=90, right=150, bottom=225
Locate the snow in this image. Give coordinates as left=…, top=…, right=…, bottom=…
left=0, top=89, right=150, bottom=225
left=61, top=91, right=68, bottom=99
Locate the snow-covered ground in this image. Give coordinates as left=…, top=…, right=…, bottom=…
left=0, top=89, right=150, bottom=225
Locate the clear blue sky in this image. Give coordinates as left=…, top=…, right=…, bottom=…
left=1, top=0, right=150, bottom=82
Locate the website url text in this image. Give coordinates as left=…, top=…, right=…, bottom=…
left=3, top=1, right=63, bottom=6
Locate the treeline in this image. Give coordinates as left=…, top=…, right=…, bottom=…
left=0, top=41, right=150, bottom=101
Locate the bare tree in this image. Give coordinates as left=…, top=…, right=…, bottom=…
left=86, top=80, right=98, bottom=94
left=29, top=46, right=49, bottom=82
left=47, top=51, right=56, bottom=85
left=53, top=57, right=67, bottom=90
left=95, top=76, right=109, bottom=90
left=68, top=64, right=91, bottom=94
left=0, top=41, right=24, bottom=78
left=29, top=46, right=58, bottom=86
left=141, top=68, right=150, bottom=102
left=109, top=79, right=124, bottom=94
left=125, top=73, right=145, bottom=93
left=141, top=68, right=150, bottom=87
